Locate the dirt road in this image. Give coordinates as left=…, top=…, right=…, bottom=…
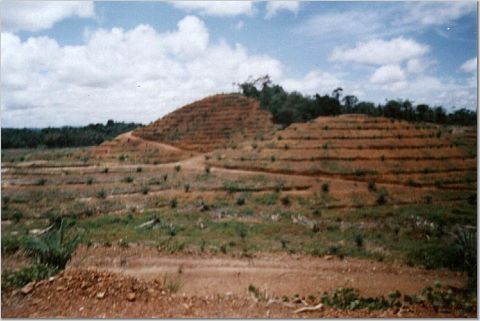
left=71, top=245, right=465, bottom=298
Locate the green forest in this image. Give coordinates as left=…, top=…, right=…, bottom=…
left=2, top=120, right=142, bottom=149
left=239, top=75, right=477, bottom=127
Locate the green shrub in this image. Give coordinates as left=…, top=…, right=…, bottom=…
left=35, top=178, right=47, bottom=186
left=355, top=169, right=366, bottom=177
left=2, top=264, right=58, bottom=291
left=142, top=186, right=149, bottom=195
left=205, top=166, right=211, bottom=174
left=103, top=168, right=109, bottom=174
left=136, top=167, right=143, bottom=173
left=163, top=174, right=168, bottom=181
left=224, top=181, right=241, bottom=194
left=170, top=198, right=178, bottom=208
left=1, top=236, right=24, bottom=255
left=2, top=195, right=10, bottom=208
left=12, top=210, right=23, bottom=223
left=376, top=190, right=388, bottom=205
left=184, top=183, right=191, bottom=192
left=118, top=154, right=126, bottom=161
left=354, top=234, right=364, bottom=247
left=86, top=177, right=94, bottom=185
left=96, top=189, right=107, bottom=199
left=453, top=227, right=477, bottom=291
left=367, top=180, right=376, bottom=192
left=236, top=196, right=245, bottom=206
left=281, top=196, right=290, bottom=206
left=24, top=220, right=80, bottom=270
left=270, top=155, right=276, bottom=162
left=124, top=176, right=134, bottom=183
left=320, top=287, right=394, bottom=311
left=174, top=165, right=181, bottom=172
left=321, top=182, right=330, bottom=193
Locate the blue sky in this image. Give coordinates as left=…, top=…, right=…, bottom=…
left=1, top=1, right=477, bottom=127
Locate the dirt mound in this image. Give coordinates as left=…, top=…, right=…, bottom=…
left=2, top=266, right=468, bottom=318
left=92, top=131, right=195, bottom=164
left=133, top=93, right=275, bottom=152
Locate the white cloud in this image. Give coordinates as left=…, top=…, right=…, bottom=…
left=398, top=2, right=476, bottom=27
left=330, top=37, right=429, bottom=65
left=369, top=64, right=406, bottom=90
left=406, top=58, right=435, bottom=74
left=265, top=1, right=299, bottom=19
left=234, top=20, right=245, bottom=31
left=294, top=11, right=382, bottom=39
left=1, top=1, right=95, bottom=32
left=281, top=70, right=342, bottom=95
left=1, top=16, right=287, bottom=127
left=170, top=1, right=254, bottom=17
left=461, top=57, right=477, bottom=73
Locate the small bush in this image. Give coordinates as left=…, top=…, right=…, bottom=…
left=24, top=220, right=80, bottom=270
left=103, top=168, right=109, bottom=174
left=376, top=190, right=388, bottom=205
left=205, top=166, right=211, bottom=174
left=2, top=236, right=24, bottom=255
left=118, top=154, right=126, bottom=161
left=367, top=180, right=376, bottom=192
left=220, top=244, right=227, bottom=254
left=270, top=156, right=276, bottom=162
left=163, top=174, right=168, bottom=181
left=281, top=196, right=291, bottom=206
left=236, top=196, right=245, bottom=206
left=2, top=195, right=10, bottom=208
left=124, top=176, right=134, bottom=183
left=2, top=264, right=58, bottom=291
left=184, top=183, right=191, bottom=192
left=86, top=177, right=94, bottom=185
left=118, top=239, right=129, bottom=248
left=355, top=169, right=366, bottom=177
left=321, top=182, right=330, bottom=193
left=170, top=198, right=178, bottom=208
left=12, top=210, right=23, bottom=223
left=136, top=167, right=143, bottom=173
left=354, top=234, right=364, bottom=247
left=376, top=193, right=387, bottom=205
left=425, top=195, right=433, bottom=204
left=174, top=165, right=181, bottom=172
left=142, top=186, right=149, bottom=195
left=96, top=190, right=107, bottom=199
left=35, top=178, right=47, bottom=186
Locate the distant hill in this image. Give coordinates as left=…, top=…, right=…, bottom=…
left=132, top=93, right=276, bottom=152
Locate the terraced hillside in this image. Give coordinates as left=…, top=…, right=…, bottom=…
left=133, top=93, right=276, bottom=152
left=2, top=112, right=477, bottom=318
left=204, top=114, right=476, bottom=208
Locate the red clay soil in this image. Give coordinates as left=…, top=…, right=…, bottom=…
left=2, top=248, right=474, bottom=318
left=132, top=93, right=276, bottom=152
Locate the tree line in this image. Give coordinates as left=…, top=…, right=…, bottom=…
left=239, top=75, right=477, bottom=127
left=2, top=120, right=142, bottom=149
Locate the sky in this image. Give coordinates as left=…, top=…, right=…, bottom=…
left=1, top=1, right=477, bottom=128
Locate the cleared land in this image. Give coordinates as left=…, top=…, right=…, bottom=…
left=1, top=103, right=477, bottom=317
